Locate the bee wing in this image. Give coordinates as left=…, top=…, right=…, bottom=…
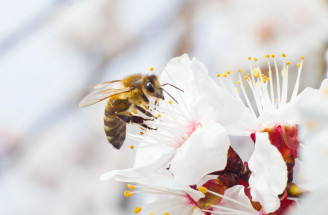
left=79, top=80, right=131, bottom=107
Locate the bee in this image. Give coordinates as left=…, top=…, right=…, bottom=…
left=79, top=74, right=182, bottom=149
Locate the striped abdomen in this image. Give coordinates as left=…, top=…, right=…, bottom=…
left=104, top=102, right=126, bottom=149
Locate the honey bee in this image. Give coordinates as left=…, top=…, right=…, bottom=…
left=79, top=74, right=182, bottom=149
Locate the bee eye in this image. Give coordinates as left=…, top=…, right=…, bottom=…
left=145, top=81, right=155, bottom=93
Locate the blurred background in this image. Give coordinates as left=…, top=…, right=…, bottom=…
left=0, top=0, right=328, bottom=214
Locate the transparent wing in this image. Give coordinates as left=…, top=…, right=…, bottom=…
left=79, top=80, right=131, bottom=107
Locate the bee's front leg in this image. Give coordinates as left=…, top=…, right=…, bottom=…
left=134, top=105, right=156, bottom=118
left=117, top=113, right=157, bottom=130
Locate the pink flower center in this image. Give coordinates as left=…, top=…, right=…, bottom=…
left=177, top=120, right=201, bottom=148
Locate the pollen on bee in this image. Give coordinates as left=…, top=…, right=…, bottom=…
left=149, top=67, right=154, bottom=71
left=198, top=186, right=208, bottom=194
left=134, top=206, right=142, bottom=214
left=130, top=145, right=134, bottom=149
left=168, top=101, right=173, bottom=104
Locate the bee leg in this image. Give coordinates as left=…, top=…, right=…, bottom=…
left=117, top=114, right=157, bottom=130
left=135, top=105, right=156, bottom=118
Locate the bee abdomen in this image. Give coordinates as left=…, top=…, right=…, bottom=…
left=104, top=106, right=126, bottom=149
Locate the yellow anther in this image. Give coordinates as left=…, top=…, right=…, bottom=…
left=253, top=68, right=260, bottom=78
left=150, top=67, right=154, bottom=71
left=289, top=185, right=301, bottom=196
left=124, top=190, right=133, bottom=197
left=227, top=71, right=231, bottom=74
left=275, top=98, right=279, bottom=102
left=286, top=61, right=290, bottom=66
left=297, top=63, right=301, bottom=67
left=216, top=73, right=221, bottom=77
left=205, top=203, right=212, bottom=208
left=265, top=54, right=270, bottom=59
left=223, top=73, right=228, bottom=77
left=168, top=101, right=173, bottom=104
left=149, top=213, right=155, bottom=215
left=282, top=53, right=286, bottom=58
left=237, top=80, right=241, bottom=85
left=272, top=54, right=275, bottom=58
left=306, top=120, right=317, bottom=129
left=248, top=57, right=252, bottom=61
left=163, top=213, right=170, bottom=215
left=193, top=207, right=201, bottom=212
left=254, top=58, right=258, bottom=62
left=134, top=206, right=142, bottom=214
left=157, top=114, right=161, bottom=118
left=301, top=56, right=305, bottom=60
left=127, top=184, right=136, bottom=190
left=198, top=186, right=208, bottom=194
left=238, top=69, right=242, bottom=73
left=267, top=78, right=270, bottom=81
left=235, top=87, right=240, bottom=95
left=140, top=132, right=144, bottom=135
left=130, top=145, right=134, bottom=149
left=323, top=87, right=328, bottom=95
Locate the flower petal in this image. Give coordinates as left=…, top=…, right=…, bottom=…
left=170, top=122, right=230, bottom=185
left=248, top=132, right=287, bottom=213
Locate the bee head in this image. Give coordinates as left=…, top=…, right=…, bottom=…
left=145, top=75, right=164, bottom=100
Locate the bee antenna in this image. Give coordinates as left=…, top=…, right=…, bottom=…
left=162, top=83, right=184, bottom=92
left=161, top=88, right=179, bottom=104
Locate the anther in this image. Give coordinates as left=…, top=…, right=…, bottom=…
left=237, top=80, right=241, bottom=85
left=286, top=61, right=290, bottom=66
left=168, top=101, right=173, bottom=104
left=128, top=184, right=136, bottom=190
left=248, top=57, right=252, bottom=61
left=124, top=190, right=133, bottom=197
left=130, top=145, right=134, bottom=149
left=238, top=69, right=242, bottom=73
left=297, top=63, right=301, bottom=67
left=140, top=132, right=144, bottom=135
left=157, top=114, right=162, bottom=118
left=134, top=206, right=142, bottom=214
left=223, top=73, right=228, bottom=77
left=254, top=58, right=258, bottom=62
left=301, top=56, right=305, bottom=60
left=198, top=186, right=208, bottom=194
left=282, top=53, right=286, bottom=58
left=265, top=54, right=270, bottom=59
left=227, top=71, right=231, bottom=74
left=272, top=54, right=276, bottom=58
left=164, top=213, right=170, bottom=215
left=205, top=203, right=212, bottom=208
left=150, top=67, right=154, bottom=71
left=216, top=73, right=221, bottom=77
